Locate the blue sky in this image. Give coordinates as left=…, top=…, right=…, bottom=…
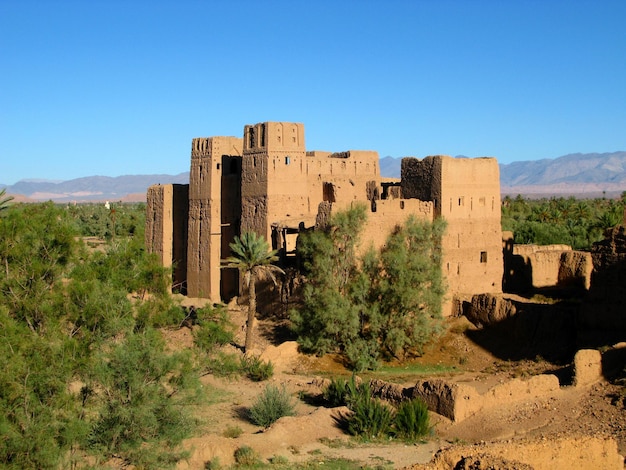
left=1, top=0, right=625, bottom=185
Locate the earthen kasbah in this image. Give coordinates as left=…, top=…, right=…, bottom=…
left=145, top=121, right=503, bottom=315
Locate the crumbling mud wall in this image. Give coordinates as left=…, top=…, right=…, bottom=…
left=357, top=199, right=434, bottom=252
left=463, top=293, right=578, bottom=362
left=505, top=243, right=591, bottom=294
left=411, top=435, right=623, bottom=470
left=145, top=184, right=189, bottom=292
left=187, top=136, right=242, bottom=300
left=579, top=225, right=626, bottom=346
left=370, top=374, right=559, bottom=423
left=306, top=150, right=380, bottom=214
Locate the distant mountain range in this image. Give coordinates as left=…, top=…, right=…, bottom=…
left=1, top=173, right=189, bottom=203
left=3, top=152, right=626, bottom=202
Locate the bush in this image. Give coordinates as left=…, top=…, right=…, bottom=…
left=205, top=352, right=241, bottom=378
left=241, top=355, right=274, bottom=381
left=193, top=306, right=235, bottom=352
left=135, top=295, right=186, bottom=329
left=233, top=445, right=260, bottom=466
left=249, top=384, right=295, bottom=428
left=394, top=398, right=430, bottom=440
left=344, top=383, right=394, bottom=439
left=323, top=375, right=360, bottom=407
left=222, top=425, right=243, bottom=438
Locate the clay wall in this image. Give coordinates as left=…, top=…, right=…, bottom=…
left=579, top=226, right=626, bottom=345
left=358, top=199, right=434, bottom=252
left=509, top=244, right=594, bottom=290
left=305, top=150, right=380, bottom=213
left=187, top=136, right=242, bottom=300
left=145, top=184, right=189, bottom=292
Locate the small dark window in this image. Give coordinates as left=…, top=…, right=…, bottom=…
left=285, top=156, right=291, bottom=165
left=480, top=251, right=488, bottom=263
left=216, top=163, right=221, bottom=170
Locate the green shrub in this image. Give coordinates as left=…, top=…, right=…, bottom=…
left=394, top=398, right=430, bottom=440
left=323, top=375, right=360, bottom=407
left=249, top=384, right=295, bottom=428
left=344, top=382, right=393, bottom=439
left=241, top=355, right=274, bottom=381
left=222, top=425, right=243, bottom=438
left=135, top=295, right=186, bottom=329
left=323, top=377, right=350, bottom=407
left=234, top=445, right=260, bottom=466
left=204, top=456, right=222, bottom=469
left=206, top=352, right=242, bottom=378
left=193, top=306, right=235, bottom=352
left=194, top=321, right=234, bottom=351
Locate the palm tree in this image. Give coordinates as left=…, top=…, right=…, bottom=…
left=0, top=188, right=14, bottom=216
left=222, top=232, right=284, bottom=353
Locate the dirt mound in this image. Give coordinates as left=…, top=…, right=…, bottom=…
left=406, top=435, right=622, bottom=470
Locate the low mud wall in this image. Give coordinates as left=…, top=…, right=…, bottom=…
left=370, top=374, right=560, bottom=422
left=410, top=435, right=623, bottom=470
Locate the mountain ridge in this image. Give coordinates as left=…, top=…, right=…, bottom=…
left=4, top=152, right=626, bottom=202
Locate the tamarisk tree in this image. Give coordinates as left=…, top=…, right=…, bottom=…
left=291, top=205, right=445, bottom=370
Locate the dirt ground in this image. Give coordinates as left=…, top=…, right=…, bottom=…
left=168, top=299, right=626, bottom=469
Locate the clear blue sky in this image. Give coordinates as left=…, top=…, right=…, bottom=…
left=1, top=0, right=625, bottom=185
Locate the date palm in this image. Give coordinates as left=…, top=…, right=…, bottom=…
left=222, top=232, right=284, bottom=353
left=0, top=188, right=14, bottom=216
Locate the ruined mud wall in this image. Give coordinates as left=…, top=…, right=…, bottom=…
left=416, top=436, right=623, bottom=470
left=306, top=150, right=380, bottom=214
left=506, top=244, right=591, bottom=293
left=145, top=184, right=189, bottom=292
left=187, top=136, right=242, bottom=300
left=463, top=293, right=578, bottom=361
left=401, top=156, right=442, bottom=206
left=579, top=225, right=626, bottom=345
left=369, top=373, right=559, bottom=423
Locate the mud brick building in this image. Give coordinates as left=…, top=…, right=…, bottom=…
left=145, top=121, right=503, bottom=314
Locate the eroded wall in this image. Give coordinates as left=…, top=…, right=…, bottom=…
left=187, top=136, right=242, bottom=300
left=145, top=184, right=189, bottom=292
left=241, top=122, right=307, bottom=245
left=358, top=199, right=434, bottom=252
left=401, top=156, right=503, bottom=298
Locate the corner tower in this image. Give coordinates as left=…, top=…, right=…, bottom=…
left=402, top=156, right=503, bottom=300
left=187, top=136, right=242, bottom=301
left=241, top=122, right=307, bottom=245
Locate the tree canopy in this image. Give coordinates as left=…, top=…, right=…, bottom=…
left=223, top=231, right=284, bottom=353
left=291, top=205, right=445, bottom=371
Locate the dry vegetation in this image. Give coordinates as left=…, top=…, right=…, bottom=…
left=166, top=301, right=626, bottom=469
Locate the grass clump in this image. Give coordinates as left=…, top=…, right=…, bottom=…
left=241, top=355, right=274, bottom=381
left=222, top=424, right=243, bottom=438
left=249, top=384, right=295, bottom=428
left=394, top=398, right=430, bottom=440
left=329, top=377, right=431, bottom=441
left=344, top=382, right=393, bottom=439
left=234, top=445, right=260, bottom=466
